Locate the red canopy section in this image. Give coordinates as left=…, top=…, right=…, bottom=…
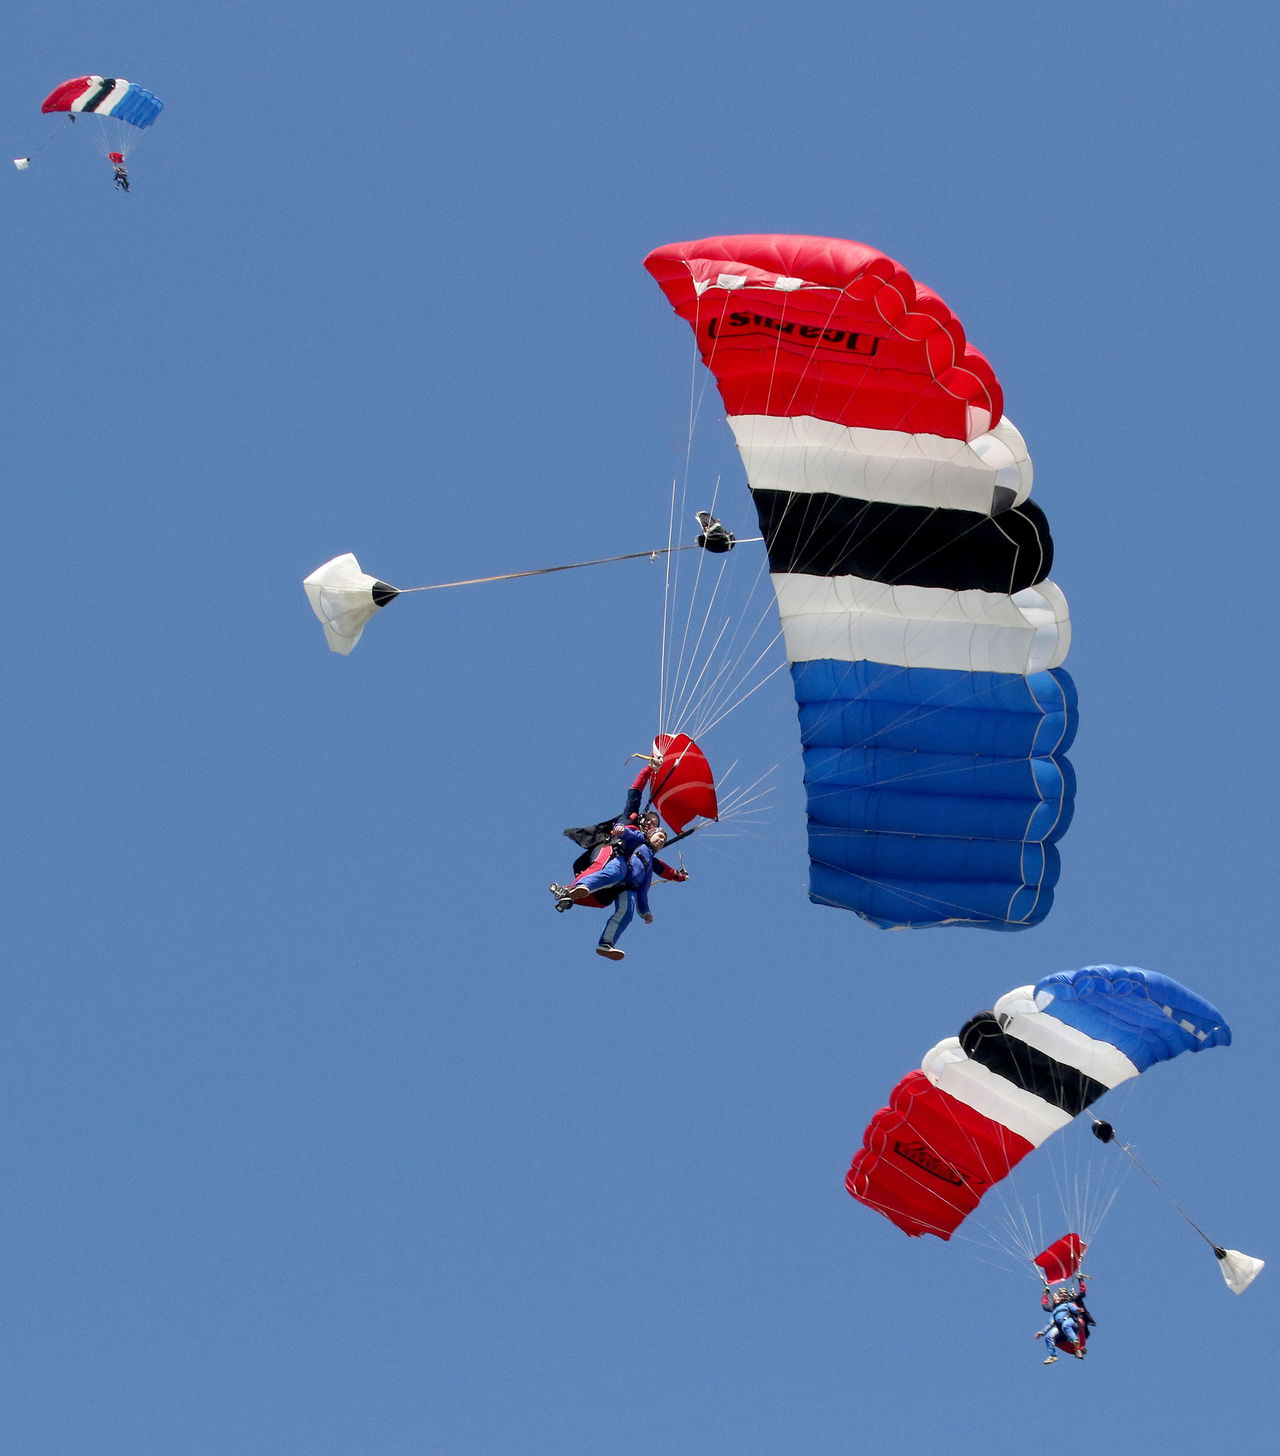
left=643, top=234, right=1004, bottom=441
left=845, top=1072, right=1035, bottom=1239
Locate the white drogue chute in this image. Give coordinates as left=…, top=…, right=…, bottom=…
left=1215, top=1248, right=1265, bottom=1295
left=303, top=554, right=399, bottom=655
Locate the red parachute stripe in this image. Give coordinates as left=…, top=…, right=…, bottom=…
left=845, top=1071, right=1035, bottom=1239
left=650, top=734, right=717, bottom=834
left=1034, top=1233, right=1086, bottom=1285
left=41, top=77, right=95, bottom=113
left=643, top=235, right=1002, bottom=440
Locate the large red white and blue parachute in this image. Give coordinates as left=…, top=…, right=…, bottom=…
left=645, top=235, right=1076, bottom=930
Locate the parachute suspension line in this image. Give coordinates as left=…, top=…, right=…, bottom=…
left=656, top=292, right=782, bottom=744
left=663, top=474, right=723, bottom=731
left=658, top=310, right=717, bottom=738
left=710, top=777, right=776, bottom=827
left=684, top=639, right=789, bottom=742
left=657, top=475, right=682, bottom=740
left=665, top=489, right=784, bottom=738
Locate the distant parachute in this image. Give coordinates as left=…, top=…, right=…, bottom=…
left=645, top=235, right=1076, bottom=930
left=38, top=75, right=163, bottom=179
left=303, top=554, right=400, bottom=655
left=41, top=76, right=164, bottom=132
left=846, top=966, right=1230, bottom=1241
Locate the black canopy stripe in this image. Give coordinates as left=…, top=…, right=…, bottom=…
left=83, top=78, right=119, bottom=112
left=958, top=1013, right=1107, bottom=1118
left=750, top=488, right=1054, bottom=593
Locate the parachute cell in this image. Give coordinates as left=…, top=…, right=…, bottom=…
left=845, top=966, right=1230, bottom=1240
left=645, top=235, right=1077, bottom=929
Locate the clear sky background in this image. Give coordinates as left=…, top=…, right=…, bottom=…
left=5, top=3, right=1276, bottom=1452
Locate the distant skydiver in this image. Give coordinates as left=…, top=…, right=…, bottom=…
left=1034, top=1278, right=1095, bottom=1363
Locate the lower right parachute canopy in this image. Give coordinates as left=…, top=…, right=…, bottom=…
left=845, top=965, right=1231, bottom=1240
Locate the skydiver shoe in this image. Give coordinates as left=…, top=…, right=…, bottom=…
left=555, top=898, right=574, bottom=912
left=1043, top=1356, right=1058, bottom=1364
left=1073, top=1350, right=1085, bottom=1359
left=596, top=944, right=625, bottom=961
left=549, top=883, right=574, bottom=911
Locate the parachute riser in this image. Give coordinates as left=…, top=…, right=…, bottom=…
left=392, top=513, right=758, bottom=595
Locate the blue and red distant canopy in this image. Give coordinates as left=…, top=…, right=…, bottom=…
left=645, top=234, right=1076, bottom=930
left=42, top=76, right=164, bottom=130
left=845, top=966, right=1231, bottom=1240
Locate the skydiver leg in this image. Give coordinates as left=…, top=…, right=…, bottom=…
left=571, top=848, right=625, bottom=895
left=597, top=890, right=635, bottom=957
left=1054, top=1312, right=1080, bottom=1346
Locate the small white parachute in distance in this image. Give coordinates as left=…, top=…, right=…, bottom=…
left=1216, top=1248, right=1265, bottom=1295
left=303, top=554, right=399, bottom=655
left=13, top=157, right=30, bottom=169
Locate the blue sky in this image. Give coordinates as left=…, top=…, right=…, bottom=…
left=5, top=3, right=1276, bottom=1452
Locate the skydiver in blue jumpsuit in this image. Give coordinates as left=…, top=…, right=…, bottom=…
left=550, top=763, right=690, bottom=959
left=1035, top=1278, right=1095, bottom=1363
left=555, top=821, right=662, bottom=960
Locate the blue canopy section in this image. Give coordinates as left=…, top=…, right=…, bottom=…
left=1035, top=965, right=1232, bottom=1068
left=111, top=84, right=164, bottom=128
left=795, top=660, right=1078, bottom=929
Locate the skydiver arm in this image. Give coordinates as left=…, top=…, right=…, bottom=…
left=623, top=765, right=653, bottom=822
left=652, top=858, right=688, bottom=882
left=634, top=871, right=653, bottom=920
